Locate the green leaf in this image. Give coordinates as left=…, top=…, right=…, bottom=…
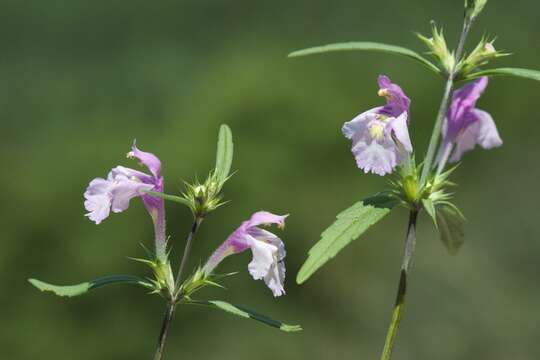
left=215, top=124, right=234, bottom=185
left=145, top=191, right=191, bottom=207
left=435, top=204, right=465, bottom=254
left=28, top=275, right=150, bottom=298
left=296, top=193, right=398, bottom=284
left=185, top=300, right=302, bottom=332
left=288, top=42, right=441, bottom=74
left=465, top=67, right=540, bottom=82
left=422, top=198, right=438, bottom=228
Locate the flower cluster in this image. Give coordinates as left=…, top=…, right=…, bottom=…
left=342, top=75, right=502, bottom=179
left=83, top=143, right=289, bottom=297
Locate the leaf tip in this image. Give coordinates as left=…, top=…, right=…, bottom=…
left=287, top=51, right=300, bottom=58
left=28, top=278, right=45, bottom=291
left=280, top=324, right=303, bottom=332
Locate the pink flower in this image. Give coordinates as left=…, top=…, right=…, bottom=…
left=342, top=75, right=413, bottom=176
left=203, top=211, right=288, bottom=297
left=84, top=142, right=167, bottom=258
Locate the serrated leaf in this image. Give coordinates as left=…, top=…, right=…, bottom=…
left=185, top=300, right=302, bottom=332
left=288, top=42, right=441, bottom=74
left=422, top=198, right=438, bottom=228
left=436, top=204, right=465, bottom=254
left=28, top=275, right=150, bottom=298
left=145, top=191, right=191, bottom=207
left=465, top=67, right=540, bottom=82
left=215, top=124, right=234, bottom=185
left=296, top=193, right=398, bottom=284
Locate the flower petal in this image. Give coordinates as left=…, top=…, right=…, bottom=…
left=247, top=237, right=277, bottom=280
left=449, top=109, right=502, bottom=162
left=109, top=166, right=153, bottom=184
left=264, top=260, right=286, bottom=297
left=249, top=228, right=286, bottom=297
left=342, top=107, right=381, bottom=141
left=245, top=211, right=288, bottom=229
left=377, top=75, right=411, bottom=117
left=471, top=109, right=503, bottom=149
left=352, top=138, right=398, bottom=176
left=84, top=193, right=112, bottom=224
left=110, top=180, right=153, bottom=213
left=447, top=77, right=488, bottom=139
left=127, top=142, right=162, bottom=178
left=84, top=178, right=113, bottom=224
left=388, top=112, right=413, bottom=152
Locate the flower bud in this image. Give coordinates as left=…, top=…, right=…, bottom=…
left=417, top=23, right=455, bottom=73
left=465, top=0, right=488, bottom=20
left=459, top=38, right=509, bottom=75
left=183, top=172, right=227, bottom=218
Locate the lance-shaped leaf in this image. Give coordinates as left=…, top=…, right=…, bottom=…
left=435, top=203, right=465, bottom=254
left=297, top=193, right=399, bottom=284
left=185, top=299, right=302, bottom=332
left=28, top=275, right=151, bottom=298
left=465, top=68, right=540, bottom=82
left=215, top=124, right=234, bottom=186
left=288, top=42, right=441, bottom=75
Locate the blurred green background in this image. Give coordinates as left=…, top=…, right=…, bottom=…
left=2, top=0, right=539, bottom=359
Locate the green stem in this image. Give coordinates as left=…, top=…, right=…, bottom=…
left=153, top=304, right=176, bottom=360
left=174, top=217, right=203, bottom=293
left=380, top=210, right=418, bottom=360
left=419, top=18, right=473, bottom=187
left=151, top=217, right=204, bottom=360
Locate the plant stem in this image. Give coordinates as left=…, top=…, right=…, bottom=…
left=151, top=217, right=203, bottom=360
left=380, top=210, right=418, bottom=360
left=419, top=18, right=473, bottom=187
left=174, top=217, right=203, bottom=292
left=153, top=304, right=176, bottom=360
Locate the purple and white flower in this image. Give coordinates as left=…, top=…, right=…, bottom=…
left=84, top=142, right=167, bottom=258
left=342, top=75, right=413, bottom=176
left=203, top=211, right=288, bottom=297
left=441, top=76, right=502, bottom=163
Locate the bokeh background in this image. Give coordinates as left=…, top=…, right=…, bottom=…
left=2, top=0, right=539, bottom=359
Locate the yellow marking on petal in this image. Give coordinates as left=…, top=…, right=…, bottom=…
left=378, top=88, right=392, bottom=99
left=369, top=123, right=384, bottom=141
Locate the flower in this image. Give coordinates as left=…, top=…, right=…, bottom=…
left=342, top=75, right=413, bottom=176
left=442, top=77, right=502, bottom=162
left=203, top=211, right=288, bottom=297
left=84, top=142, right=167, bottom=258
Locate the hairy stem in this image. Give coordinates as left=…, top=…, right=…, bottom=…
left=153, top=304, right=176, bottom=360
left=380, top=210, right=418, bottom=360
left=419, top=18, right=473, bottom=187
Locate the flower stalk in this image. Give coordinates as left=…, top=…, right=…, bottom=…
left=420, top=17, right=473, bottom=187
left=152, top=217, right=204, bottom=360
left=380, top=209, right=418, bottom=360
left=384, top=15, right=476, bottom=360
left=175, top=217, right=204, bottom=292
